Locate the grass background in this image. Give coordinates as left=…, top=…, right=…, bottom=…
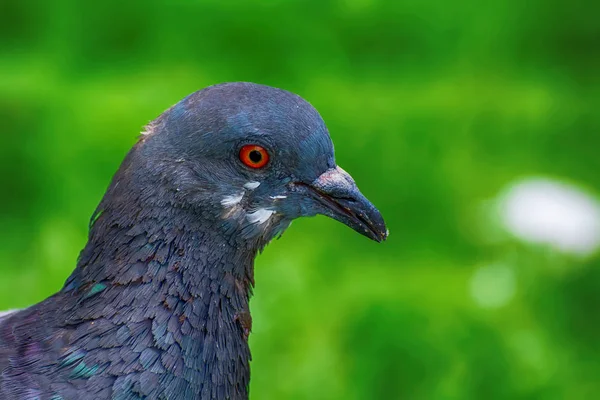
left=1, top=0, right=598, bottom=398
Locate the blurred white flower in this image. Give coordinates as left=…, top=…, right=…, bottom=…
left=497, top=178, right=600, bottom=257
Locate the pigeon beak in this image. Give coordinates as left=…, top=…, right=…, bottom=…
left=302, top=166, right=388, bottom=242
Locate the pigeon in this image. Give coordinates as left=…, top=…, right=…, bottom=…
left=0, top=82, right=387, bottom=400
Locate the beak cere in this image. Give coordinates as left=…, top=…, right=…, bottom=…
left=305, top=166, right=388, bottom=242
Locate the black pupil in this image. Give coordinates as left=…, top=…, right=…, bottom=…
left=249, top=150, right=262, bottom=163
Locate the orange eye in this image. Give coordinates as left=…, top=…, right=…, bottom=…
left=239, top=145, right=269, bottom=169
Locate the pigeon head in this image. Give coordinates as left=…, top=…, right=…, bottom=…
left=124, top=82, right=387, bottom=246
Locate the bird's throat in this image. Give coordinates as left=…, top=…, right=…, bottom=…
left=61, top=201, right=256, bottom=399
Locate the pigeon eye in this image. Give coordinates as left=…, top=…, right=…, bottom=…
left=239, top=145, right=269, bottom=169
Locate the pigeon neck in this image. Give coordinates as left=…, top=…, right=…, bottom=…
left=64, top=198, right=255, bottom=398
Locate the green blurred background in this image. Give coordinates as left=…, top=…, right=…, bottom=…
left=1, top=0, right=599, bottom=398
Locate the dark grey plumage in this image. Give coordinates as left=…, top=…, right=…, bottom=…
left=0, top=82, right=387, bottom=400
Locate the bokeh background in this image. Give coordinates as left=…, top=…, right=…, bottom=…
left=1, top=0, right=599, bottom=398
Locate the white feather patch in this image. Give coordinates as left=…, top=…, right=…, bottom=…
left=270, top=195, right=287, bottom=199
left=0, top=309, right=18, bottom=318
left=246, top=208, right=275, bottom=224
left=244, top=181, right=261, bottom=190
left=221, top=192, right=244, bottom=207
